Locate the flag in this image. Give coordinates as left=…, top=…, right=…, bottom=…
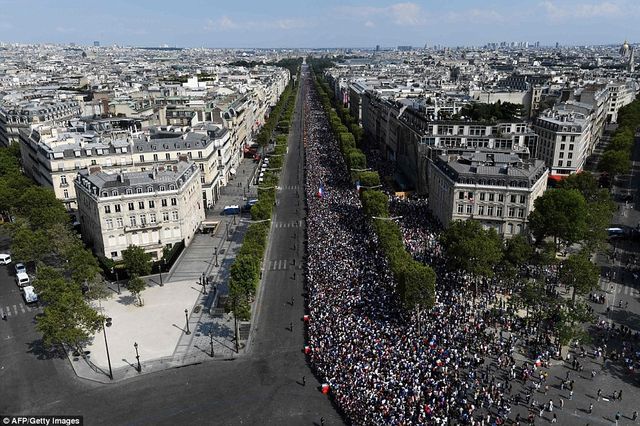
left=355, top=180, right=361, bottom=192
left=317, top=185, right=324, bottom=198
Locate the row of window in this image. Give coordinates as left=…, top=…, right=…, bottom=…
left=456, top=204, right=526, bottom=218
left=458, top=191, right=527, bottom=204
left=101, top=185, right=178, bottom=198
left=105, top=211, right=179, bottom=229
left=139, top=151, right=204, bottom=163
left=104, top=198, right=177, bottom=213
left=557, top=160, right=573, bottom=168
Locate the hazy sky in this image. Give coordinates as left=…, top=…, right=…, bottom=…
left=0, top=0, right=636, bottom=48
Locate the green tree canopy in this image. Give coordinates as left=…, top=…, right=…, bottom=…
left=127, top=276, right=147, bottom=306
left=122, top=245, right=153, bottom=277
left=559, top=253, right=600, bottom=302
left=440, top=220, right=504, bottom=278
left=16, top=186, right=68, bottom=229
left=528, top=188, right=588, bottom=247
left=397, top=262, right=436, bottom=311
left=360, top=190, right=389, bottom=219
left=598, top=150, right=631, bottom=176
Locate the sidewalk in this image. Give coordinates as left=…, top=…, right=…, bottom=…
left=69, top=156, right=260, bottom=383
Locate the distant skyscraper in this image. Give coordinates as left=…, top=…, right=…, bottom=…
left=93, top=41, right=100, bottom=47
left=555, top=42, right=560, bottom=49
left=397, top=45, right=412, bottom=51
left=376, top=44, right=380, bottom=52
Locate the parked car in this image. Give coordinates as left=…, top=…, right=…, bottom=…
left=14, top=262, right=26, bottom=275
left=222, top=205, right=240, bottom=215
left=0, top=253, right=11, bottom=265
left=15, top=272, right=30, bottom=287
left=21, top=285, right=38, bottom=304
left=242, top=199, right=259, bottom=212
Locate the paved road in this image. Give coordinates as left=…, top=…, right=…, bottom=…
left=0, top=69, right=344, bottom=425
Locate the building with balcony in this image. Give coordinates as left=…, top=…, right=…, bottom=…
left=75, top=159, right=204, bottom=261
left=19, top=118, right=231, bottom=213
left=427, top=151, right=548, bottom=237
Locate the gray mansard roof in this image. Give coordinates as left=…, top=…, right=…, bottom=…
left=76, top=161, right=198, bottom=198
left=434, top=150, right=547, bottom=186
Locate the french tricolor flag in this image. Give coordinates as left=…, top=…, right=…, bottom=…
left=317, top=185, right=324, bottom=198
left=355, top=180, right=361, bottom=192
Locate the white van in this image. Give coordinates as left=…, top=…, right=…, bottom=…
left=0, top=253, right=11, bottom=264
left=22, top=286, right=38, bottom=304
left=15, top=272, right=30, bottom=287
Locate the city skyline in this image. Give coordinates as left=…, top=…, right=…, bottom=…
left=0, top=0, right=638, bottom=48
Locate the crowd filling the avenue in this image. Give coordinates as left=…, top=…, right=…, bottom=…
left=301, top=73, right=639, bottom=425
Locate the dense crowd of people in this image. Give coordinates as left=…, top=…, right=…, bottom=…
left=302, top=72, right=640, bottom=425
left=303, top=74, right=521, bottom=425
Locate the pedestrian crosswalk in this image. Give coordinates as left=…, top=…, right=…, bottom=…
left=267, top=259, right=290, bottom=271
left=274, top=220, right=303, bottom=228
left=0, top=303, right=38, bottom=318
left=280, top=185, right=299, bottom=190
left=615, top=285, right=639, bottom=296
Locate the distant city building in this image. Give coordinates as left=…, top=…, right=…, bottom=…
left=427, top=151, right=548, bottom=237
left=93, top=41, right=100, bottom=47
left=532, top=106, right=592, bottom=179
left=75, top=159, right=204, bottom=261
left=0, top=100, right=83, bottom=147
left=397, top=46, right=412, bottom=52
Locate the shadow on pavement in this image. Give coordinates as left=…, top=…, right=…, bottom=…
left=26, top=339, right=66, bottom=360
left=116, top=294, right=137, bottom=306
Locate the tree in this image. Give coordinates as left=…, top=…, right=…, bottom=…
left=440, top=220, right=503, bottom=278
left=127, top=276, right=147, bottom=306
left=499, top=234, right=534, bottom=281
left=598, top=150, right=630, bottom=177
left=36, top=290, right=103, bottom=353
left=528, top=188, right=588, bottom=248
left=557, top=173, right=614, bottom=250
left=360, top=190, right=389, bottom=219
left=10, top=225, right=50, bottom=268
left=347, top=149, right=367, bottom=171
left=397, top=262, right=436, bottom=311
left=17, top=186, right=68, bottom=229
left=559, top=253, right=600, bottom=302
left=121, top=245, right=153, bottom=277
left=229, top=254, right=260, bottom=299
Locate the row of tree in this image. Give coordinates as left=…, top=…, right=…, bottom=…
left=228, top=62, right=301, bottom=320
left=598, top=96, right=640, bottom=177
left=437, top=171, right=612, bottom=345
left=310, top=67, right=436, bottom=312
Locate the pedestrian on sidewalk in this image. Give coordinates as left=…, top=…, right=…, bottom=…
left=618, top=390, right=622, bottom=401
left=551, top=413, right=557, bottom=423
left=588, top=403, right=593, bottom=414
left=302, top=376, right=306, bottom=386
left=597, top=389, right=602, bottom=401
left=616, top=411, right=621, bottom=425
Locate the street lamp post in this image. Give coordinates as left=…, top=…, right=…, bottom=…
left=184, top=309, right=191, bottom=335
left=134, top=342, right=141, bottom=373
left=159, top=259, right=165, bottom=287
left=214, top=246, right=219, bottom=267
left=233, top=298, right=239, bottom=353
left=201, top=273, right=207, bottom=295
left=209, top=332, right=215, bottom=358
left=102, top=317, right=114, bottom=380
left=111, top=267, right=120, bottom=294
